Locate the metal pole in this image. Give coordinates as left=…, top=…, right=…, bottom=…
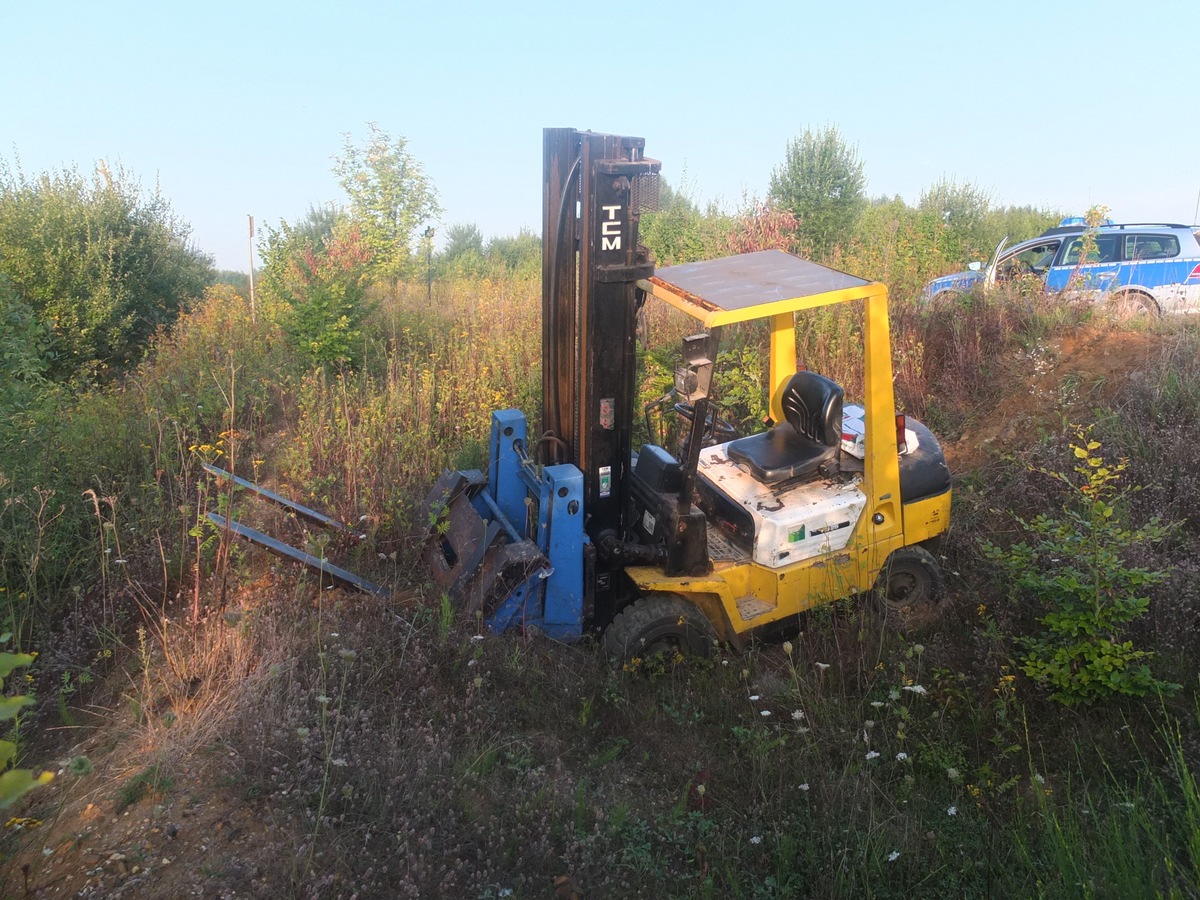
left=247, top=214, right=256, bottom=323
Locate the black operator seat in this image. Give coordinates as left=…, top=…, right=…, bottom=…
left=725, top=371, right=844, bottom=484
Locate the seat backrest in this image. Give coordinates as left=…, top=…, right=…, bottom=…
left=781, top=371, right=844, bottom=447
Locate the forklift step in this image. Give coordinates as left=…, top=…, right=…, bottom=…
left=735, top=595, right=776, bottom=621
left=707, top=528, right=749, bottom=563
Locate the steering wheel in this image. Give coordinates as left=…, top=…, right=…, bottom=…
left=673, top=401, right=737, bottom=442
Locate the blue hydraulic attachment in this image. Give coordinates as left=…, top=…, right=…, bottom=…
left=425, top=409, right=587, bottom=641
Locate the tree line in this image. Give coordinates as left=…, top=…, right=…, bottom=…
left=0, top=124, right=1062, bottom=391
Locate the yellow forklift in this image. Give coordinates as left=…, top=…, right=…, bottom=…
left=425, top=128, right=951, bottom=659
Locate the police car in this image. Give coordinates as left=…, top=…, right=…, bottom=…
left=922, top=218, right=1200, bottom=315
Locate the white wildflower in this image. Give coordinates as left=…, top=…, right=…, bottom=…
left=947, top=806, right=957, bottom=816
left=865, top=750, right=880, bottom=760
left=782, top=641, right=793, bottom=655
left=887, top=850, right=900, bottom=863
left=896, top=752, right=908, bottom=762
left=798, top=783, right=810, bottom=791
left=870, top=700, right=885, bottom=708
left=749, top=835, right=762, bottom=845
left=947, top=767, right=961, bottom=781
left=330, top=757, right=348, bottom=767
left=748, top=694, right=760, bottom=701
left=791, top=709, right=805, bottom=721
left=470, top=634, right=486, bottom=642
left=902, top=684, right=927, bottom=695
left=316, top=695, right=331, bottom=704
left=760, top=710, right=772, bottom=717
left=815, top=662, right=830, bottom=671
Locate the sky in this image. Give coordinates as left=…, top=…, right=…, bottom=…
left=4, top=1, right=1199, bottom=272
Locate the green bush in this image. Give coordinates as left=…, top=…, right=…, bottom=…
left=983, top=428, right=1179, bottom=705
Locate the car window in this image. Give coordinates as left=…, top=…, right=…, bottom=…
left=1060, top=234, right=1120, bottom=265
left=996, top=240, right=1060, bottom=280
left=1124, top=234, right=1180, bottom=259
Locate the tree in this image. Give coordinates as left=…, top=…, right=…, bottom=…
left=443, top=223, right=484, bottom=262
left=768, top=126, right=866, bottom=259
left=333, top=124, right=439, bottom=291
left=259, top=220, right=374, bottom=369
left=639, top=178, right=734, bottom=265
left=485, top=228, right=541, bottom=274
left=0, top=160, right=213, bottom=382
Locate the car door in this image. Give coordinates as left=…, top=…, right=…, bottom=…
left=1045, top=233, right=1121, bottom=298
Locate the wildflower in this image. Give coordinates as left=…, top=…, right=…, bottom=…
left=865, top=751, right=880, bottom=760
left=330, top=757, right=348, bottom=767
left=947, top=767, right=961, bottom=782
left=902, top=685, right=927, bottom=695
left=721, top=660, right=729, bottom=666
left=316, top=695, right=331, bottom=705
left=296, top=727, right=310, bottom=739
left=474, top=676, right=483, bottom=688
left=912, top=644, right=924, bottom=655
left=114, top=559, right=127, bottom=565
left=887, top=850, right=900, bottom=863
left=865, top=719, right=875, bottom=729
left=467, top=659, right=477, bottom=667
left=338, top=649, right=357, bottom=662
left=748, top=694, right=760, bottom=701
left=896, top=752, right=908, bottom=762
left=695, top=784, right=706, bottom=796
left=947, top=806, right=957, bottom=816
left=760, top=710, right=772, bottom=717
left=749, top=835, right=762, bottom=845
left=741, top=668, right=750, bottom=679
left=815, top=662, right=830, bottom=671
left=798, top=783, right=810, bottom=792
left=791, top=709, right=805, bottom=721
left=870, top=700, right=884, bottom=708
left=470, top=634, right=485, bottom=643
left=782, top=641, right=794, bottom=655
left=888, top=688, right=900, bottom=700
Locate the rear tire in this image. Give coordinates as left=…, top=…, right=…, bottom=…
left=876, top=546, right=946, bottom=627
left=602, top=594, right=717, bottom=664
left=1108, top=290, right=1159, bottom=321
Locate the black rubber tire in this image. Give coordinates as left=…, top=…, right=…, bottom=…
left=1108, top=290, right=1159, bottom=321
left=602, top=594, right=717, bottom=663
left=876, top=546, right=946, bottom=624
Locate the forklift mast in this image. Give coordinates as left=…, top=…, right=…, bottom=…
left=541, top=129, right=660, bottom=545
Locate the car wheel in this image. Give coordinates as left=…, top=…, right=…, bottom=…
left=1108, top=290, right=1159, bottom=321
left=602, top=594, right=717, bottom=664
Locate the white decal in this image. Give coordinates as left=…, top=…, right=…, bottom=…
left=601, top=204, right=622, bottom=251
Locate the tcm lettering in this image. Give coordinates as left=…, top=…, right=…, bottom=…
left=601, top=205, right=623, bottom=251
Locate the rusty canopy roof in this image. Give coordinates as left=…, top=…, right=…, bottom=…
left=639, top=249, right=883, bottom=326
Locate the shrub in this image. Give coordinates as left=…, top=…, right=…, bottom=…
left=983, top=427, right=1179, bottom=705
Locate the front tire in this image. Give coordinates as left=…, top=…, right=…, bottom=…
left=602, top=594, right=717, bottom=663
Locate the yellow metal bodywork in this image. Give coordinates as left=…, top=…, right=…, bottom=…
left=636, top=254, right=951, bottom=637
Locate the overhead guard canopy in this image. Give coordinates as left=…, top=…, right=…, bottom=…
left=638, top=249, right=885, bottom=327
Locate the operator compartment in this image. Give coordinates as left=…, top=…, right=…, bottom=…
left=697, top=454, right=866, bottom=570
